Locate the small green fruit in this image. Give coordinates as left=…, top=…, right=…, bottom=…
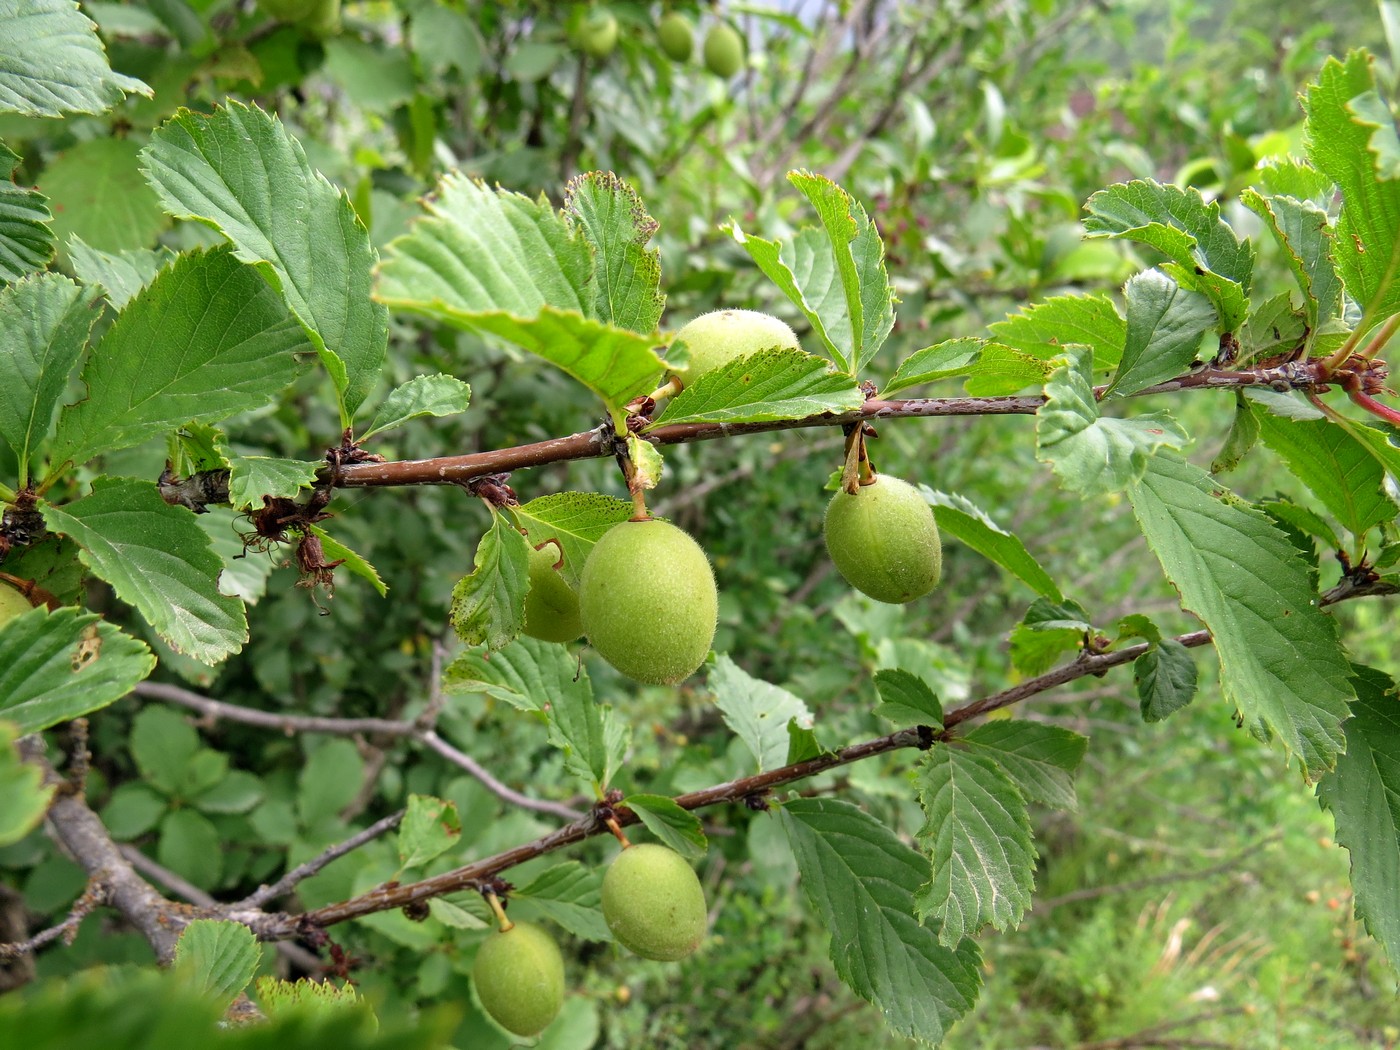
left=472, top=921, right=565, bottom=1037
left=602, top=843, right=707, bottom=961
left=657, top=12, right=694, bottom=62
left=702, top=22, right=744, bottom=78
left=0, top=583, right=31, bottom=628
left=255, top=0, right=320, bottom=21
left=298, top=0, right=341, bottom=37
left=824, top=475, right=942, bottom=604
left=522, top=541, right=583, bottom=643
left=669, top=309, right=799, bottom=384
left=578, top=519, right=717, bottom=685
left=577, top=8, right=620, bottom=58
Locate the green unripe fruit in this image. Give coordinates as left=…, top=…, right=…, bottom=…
left=522, top=542, right=583, bottom=643
left=0, top=583, right=31, bottom=628
left=578, top=519, right=717, bottom=685
left=472, top=921, right=565, bottom=1037
left=298, top=0, right=341, bottom=37
left=657, top=12, right=694, bottom=62
left=255, top=0, right=320, bottom=22
left=823, top=475, right=942, bottom=604
left=702, top=23, right=744, bottom=78
left=577, top=9, right=620, bottom=58
left=601, top=843, right=707, bottom=961
left=669, top=309, right=799, bottom=384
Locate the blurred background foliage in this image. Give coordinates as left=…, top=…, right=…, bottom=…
left=3, top=0, right=1397, bottom=1046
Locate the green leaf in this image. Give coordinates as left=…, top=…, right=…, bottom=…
left=1036, top=345, right=1188, bottom=496
left=1316, top=665, right=1400, bottom=974
left=1258, top=158, right=1335, bottom=203
left=1212, top=392, right=1260, bottom=474
left=510, top=491, right=634, bottom=588
left=563, top=171, right=664, bottom=335
left=1083, top=178, right=1252, bottom=330
left=321, top=38, right=415, bottom=113
left=174, top=919, right=262, bottom=1012
left=42, top=138, right=167, bottom=255
left=987, top=293, right=1126, bottom=371
left=1135, top=638, right=1199, bottom=723
left=228, top=456, right=322, bottom=509
left=1262, top=497, right=1341, bottom=552
left=157, top=808, right=222, bottom=888
left=296, top=739, right=364, bottom=826
left=1007, top=597, right=1090, bottom=677
left=142, top=102, right=388, bottom=423
left=1107, top=269, right=1216, bottom=398
left=1240, top=292, right=1308, bottom=361
left=622, top=794, right=706, bottom=859
left=544, top=661, right=628, bottom=795
left=1253, top=410, right=1397, bottom=539
left=651, top=346, right=865, bottom=427
left=41, top=478, right=248, bottom=663
left=960, top=722, right=1087, bottom=811
left=0, top=140, right=53, bottom=280
left=962, top=343, right=1055, bottom=395
left=1127, top=453, right=1354, bottom=778
left=426, top=897, right=489, bottom=931
left=779, top=798, right=981, bottom=1044
left=191, top=769, right=262, bottom=815
left=0, top=0, right=150, bottom=117
left=449, top=509, right=530, bottom=651
left=101, top=782, right=167, bottom=839
left=514, top=861, right=612, bottom=942
left=0, top=272, right=97, bottom=481
left=397, top=793, right=462, bottom=870
left=361, top=373, right=472, bottom=440
left=1240, top=188, right=1343, bottom=330
left=924, top=488, right=1063, bottom=601
left=52, top=248, right=309, bottom=468
left=872, top=668, right=943, bottom=727
left=1303, top=53, right=1400, bottom=321
left=130, top=705, right=199, bottom=795
left=880, top=338, right=983, bottom=396
left=67, top=237, right=173, bottom=309
left=0, top=720, right=55, bottom=845
left=913, top=747, right=1036, bottom=945
left=708, top=654, right=815, bottom=772
left=307, top=526, right=386, bottom=597
left=625, top=433, right=663, bottom=491
left=0, top=607, right=155, bottom=734
left=255, top=977, right=363, bottom=1019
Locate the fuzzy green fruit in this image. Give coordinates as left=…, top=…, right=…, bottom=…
left=824, top=475, right=942, bottom=604
left=669, top=309, right=799, bottom=384
left=472, top=921, right=565, bottom=1037
left=601, top=843, right=707, bottom=961
left=577, top=9, right=620, bottom=58
left=702, top=22, right=743, bottom=78
left=657, top=12, right=694, bottom=62
left=522, top=542, right=583, bottom=643
left=0, top=583, right=30, bottom=628
left=578, top=519, right=717, bottom=685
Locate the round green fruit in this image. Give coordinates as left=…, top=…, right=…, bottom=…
left=657, top=12, right=694, bottom=62
left=578, top=519, right=717, bottom=685
left=702, top=22, right=744, bottom=78
left=669, top=309, right=799, bottom=384
left=823, top=475, right=942, bottom=604
left=601, top=843, right=707, bottom=961
left=297, top=0, right=341, bottom=37
left=255, top=0, right=320, bottom=22
left=522, top=541, right=584, bottom=643
left=0, top=583, right=31, bottom=628
left=472, top=921, right=565, bottom=1038
left=577, top=9, right=620, bottom=58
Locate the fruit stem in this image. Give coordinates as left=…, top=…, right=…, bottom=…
left=482, top=886, right=514, bottom=932
left=839, top=425, right=875, bottom=494
left=603, top=815, right=632, bottom=849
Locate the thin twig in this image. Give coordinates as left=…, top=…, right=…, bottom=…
left=233, top=810, right=407, bottom=909
left=418, top=731, right=583, bottom=821
left=0, top=877, right=108, bottom=958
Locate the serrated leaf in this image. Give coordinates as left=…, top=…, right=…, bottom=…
left=779, top=798, right=982, bottom=1044
left=1127, top=453, right=1354, bottom=778
left=988, top=293, right=1125, bottom=371
left=0, top=607, right=155, bottom=733
left=1261, top=497, right=1341, bottom=551
left=5, top=535, right=84, bottom=606
left=961, top=721, right=1087, bottom=811
left=158, top=807, right=222, bottom=887
left=563, top=171, right=664, bottom=335
left=0, top=141, right=53, bottom=280
left=1316, top=665, right=1400, bottom=975
left=227, top=456, right=321, bottom=509
left=872, top=667, right=943, bottom=727
left=0, top=720, right=55, bottom=845
left=67, top=237, right=173, bottom=309
left=449, top=510, right=530, bottom=651
left=52, top=248, right=309, bottom=467
left=397, top=793, right=462, bottom=869
left=142, top=102, right=388, bottom=423
left=296, top=739, right=362, bottom=826
left=0, top=272, right=97, bottom=480
left=1253, top=409, right=1397, bottom=538
left=1107, top=269, right=1216, bottom=397
left=42, top=138, right=167, bottom=255
left=924, top=488, right=1063, bottom=601
left=41, top=478, right=248, bottom=663
left=708, top=654, right=815, bottom=772
left=0, top=0, right=150, bottom=117
left=1258, top=158, right=1335, bottom=203
left=652, top=346, right=865, bottom=427
left=625, top=433, right=663, bottom=490
left=1240, top=188, right=1342, bottom=330
left=545, top=666, right=628, bottom=795
left=880, top=338, right=982, bottom=396
left=426, top=897, right=489, bottom=930
left=1303, top=53, right=1400, bottom=322
left=307, top=526, right=386, bottom=597
left=130, top=705, right=198, bottom=795
left=1036, top=345, right=1188, bottom=496
left=1240, top=292, right=1308, bottom=361
left=1212, top=392, right=1260, bottom=474
left=913, top=747, right=1036, bottom=945
left=962, top=342, right=1054, bottom=395
left=174, top=919, right=261, bottom=1011
left=255, top=977, right=362, bottom=1018
left=1135, top=638, right=1198, bottom=723
left=361, top=373, right=471, bottom=439
left=1008, top=596, right=1086, bottom=677
left=514, top=861, right=611, bottom=942
left=510, top=491, right=634, bottom=588
left=622, top=794, right=706, bottom=858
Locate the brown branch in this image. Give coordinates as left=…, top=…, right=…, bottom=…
left=233, top=810, right=407, bottom=909
left=0, top=877, right=108, bottom=959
